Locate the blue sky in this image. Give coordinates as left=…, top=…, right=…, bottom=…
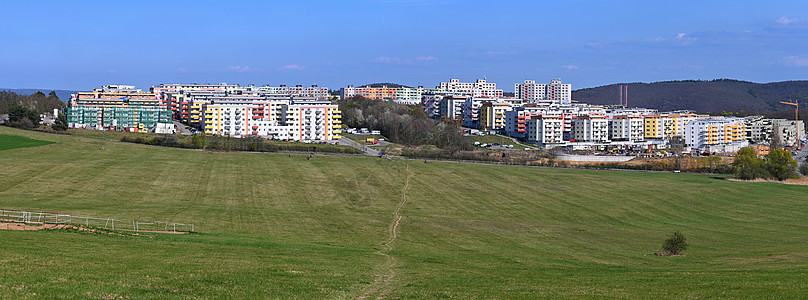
left=2, top=0, right=808, bottom=91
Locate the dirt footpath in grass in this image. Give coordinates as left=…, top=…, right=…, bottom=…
left=726, top=176, right=808, bottom=186
left=0, top=221, right=188, bottom=234
left=0, top=222, right=74, bottom=231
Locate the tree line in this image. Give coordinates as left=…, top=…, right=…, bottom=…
left=337, top=96, right=472, bottom=151
left=733, top=147, right=799, bottom=180
left=1, top=91, right=67, bottom=129
left=0, top=91, right=65, bottom=115
left=120, top=134, right=361, bottom=154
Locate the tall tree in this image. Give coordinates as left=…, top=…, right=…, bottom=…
left=733, top=147, right=768, bottom=180
left=765, top=149, right=798, bottom=180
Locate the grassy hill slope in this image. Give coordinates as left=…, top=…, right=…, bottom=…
left=573, top=79, right=808, bottom=113
left=1, top=127, right=807, bottom=298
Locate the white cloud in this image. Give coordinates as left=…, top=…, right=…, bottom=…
left=645, top=33, right=695, bottom=45
left=782, top=56, right=808, bottom=66
left=176, top=67, right=187, bottom=72
left=562, top=65, right=580, bottom=70
left=777, top=16, right=796, bottom=25
left=372, top=56, right=437, bottom=64
left=373, top=56, right=401, bottom=63
left=226, top=65, right=252, bottom=72
left=107, top=70, right=118, bottom=74
left=277, top=64, right=305, bottom=70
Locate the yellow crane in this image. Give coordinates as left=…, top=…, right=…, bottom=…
left=779, top=99, right=800, bottom=148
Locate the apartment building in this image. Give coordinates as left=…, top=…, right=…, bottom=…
left=525, top=115, right=564, bottom=146
left=745, top=117, right=805, bottom=146
left=436, top=78, right=503, bottom=98
left=246, top=85, right=329, bottom=99
left=438, top=95, right=467, bottom=120
left=479, top=102, right=514, bottom=131
left=283, top=101, right=342, bottom=141
left=202, top=101, right=290, bottom=138
left=684, top=118, right=746, bottom=152
left=515, top=79, right=572, bottom=105
left=643, top=114, right=697, bottom=139
left=461, top=97, right=522, bottom=128
left=504, top=106, right=546, bottom=138
left=340, top=84, right=423, bottom=102
left=609, top=115, right=645, bottom=142
left=67, top=85, right=171, bottom=132
left=573, top=116, right=610, bottom=143
left=421, top=94, right=442, bottom=118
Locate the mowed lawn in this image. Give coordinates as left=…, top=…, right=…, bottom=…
left=0, top=133, right=54, bottom=151
left=1, top=126, right=807, bottom=298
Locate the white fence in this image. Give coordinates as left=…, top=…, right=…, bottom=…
left=0, top=208, right=194, bottom=233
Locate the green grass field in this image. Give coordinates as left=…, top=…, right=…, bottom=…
left=1, top=126, right=807, bottom=298
left=0, top=134, right=54, bottom=151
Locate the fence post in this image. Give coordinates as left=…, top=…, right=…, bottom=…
left=112, top=219, right=114, bottom=230
left=134, top=220, right=137, bottom=232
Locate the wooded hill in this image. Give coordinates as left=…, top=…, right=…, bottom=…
left=0, top=91, right=65, bottom=115
left=572, top=79, right=808, bottom=114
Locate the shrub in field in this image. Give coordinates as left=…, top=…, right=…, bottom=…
left=662, top=231, right=688, bottom=256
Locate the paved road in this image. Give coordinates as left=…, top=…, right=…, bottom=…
left=173, top=121, right=194, bottom=135
left=339, top=137, right=380, bottom=156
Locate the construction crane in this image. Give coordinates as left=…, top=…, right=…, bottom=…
left=779, top=99, right=800, bottom=148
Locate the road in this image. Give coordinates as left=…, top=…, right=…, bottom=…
left=173, top=121, right=195, bottom=135
left=339, top=137, right=380, bottom=156
left=795, top=141, right=808, bottom=162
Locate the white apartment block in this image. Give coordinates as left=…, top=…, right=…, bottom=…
left=248, top=85, right=329, bottom=99
left=202, top=101, right=292, bottom=138
left=526, top=116, right=564, bottom=146
left=573, top=117, right=610, bottom=143
left=437, top=78, right=503, bottom=98
left=283, top=101, right=342, bottom=141
left=438, top=96, right=466, bottom=120
left=609, top=115, right=645, bottom=142
left=685, top=118, right=746, bottom=152
left=770, top=119, right=805, bottom=146
left=515, top=79, right=572, bottom=105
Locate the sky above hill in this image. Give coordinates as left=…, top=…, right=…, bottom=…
left=3, top=0, right=808, bottom=91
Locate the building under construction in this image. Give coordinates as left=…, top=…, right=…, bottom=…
left=66, top=85, right=172, bottom=132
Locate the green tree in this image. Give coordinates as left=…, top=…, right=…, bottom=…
left=48, top=91, right=59, bottom=101
left=191, top=134, right=204, bottom=149
left=7, top=103, right=40, bottom=126
left=662, top=231, right=688, bottom=256
left=52, top=110, right=68, bottom=131
left=733, top=147, right=768, bottom=180
left=765, top=149, right=798, bottom=181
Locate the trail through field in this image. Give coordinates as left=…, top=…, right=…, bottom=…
left=359, top=163, right=413, bottom=300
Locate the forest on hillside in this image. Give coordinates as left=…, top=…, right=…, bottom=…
left=0, top=91, right=65, bottom=115
left=572, top=79, right=808, bottom=114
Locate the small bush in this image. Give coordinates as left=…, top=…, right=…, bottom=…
left=662, top=231, right=688, bottom=256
